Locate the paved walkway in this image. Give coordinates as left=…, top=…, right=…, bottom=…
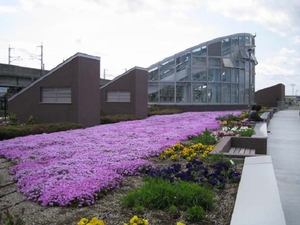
left=267, top=109, right=300, bottom=225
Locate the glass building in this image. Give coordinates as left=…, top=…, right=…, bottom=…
left=147, top=33, right=258, bottom=108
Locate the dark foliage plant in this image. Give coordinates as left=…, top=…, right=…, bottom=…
left=146, top=159, right=240, bottom=189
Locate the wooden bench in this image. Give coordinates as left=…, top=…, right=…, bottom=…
left=229, top=147, right=256, bottom=155
left=210, top=114, right=270, bottom=158
left=230, top=156, right=286, bottom=225
left=210, top=133, right=267, bottom=158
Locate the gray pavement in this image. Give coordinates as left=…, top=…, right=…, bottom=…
left=267, top=109, right=300, bottom=225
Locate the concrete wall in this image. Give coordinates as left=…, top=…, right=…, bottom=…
left=255, top=83, right=285, bottom=108
left=100, top=67, right=148, bottom=119
left=8, top=53, right=100, bottom=127
left=0, top=63, right=48, bottom=88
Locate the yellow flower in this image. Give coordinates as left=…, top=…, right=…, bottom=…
left=170, top=153, right=179, bottom=161
left=96, top=220, right=105, bottom=225
left=177, top=222, right=185, bottom=225
left=130, top=215, right=139, bottom=224
left=91, top=217, right=99, bottom=223
left=221, top=120, right=227, bottom=125
left=78, top=218, right=89, bottom=225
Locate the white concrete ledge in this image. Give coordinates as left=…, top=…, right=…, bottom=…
left=251, top=122, right=268, bottom=138
left=230, top=156, right=286, bottom=225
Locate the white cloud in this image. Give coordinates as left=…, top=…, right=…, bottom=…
left=19, top=0, right=36, bottom=12
left=257, top=63, right=295, bottom=76
left=290, top=35, right=300, bottom=45
left=257, top=47, right=300, bottom=77
left=204, top=0, right=299, bottom=36
left=0, top=5, right=17, bottom=13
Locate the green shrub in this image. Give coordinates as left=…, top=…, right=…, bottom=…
left=0, top=122, right=83, bottom=140
left=148, top=109, right=183, bottom=116
left=234, top=128, right=255, bottom=137
left=216, top=114, right=240, bottom=122
left=189, top=128, right=217, bottom=145
left=7, top=112, right=19, bottom=126
left=100, top=114, right=139, bottom=124
left=148, top=104, right=160, bottom=112
left=204, top=153, right=231, bottom=164
left=26, top=115, right=38, bottom=125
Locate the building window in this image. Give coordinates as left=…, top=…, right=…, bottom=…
left=208, top=58, right=221, bottom=67
left=176, top=52, right=190, bottom=72
left=192, top=57, right=206, bottom=67
left=208, top=69, right=221, bottom=82
left=41, top=87, right=71, bottom=103
left=222, top=58, right=235, bottom=68
left=149, top=66, right=158, bottom=81
left=193, top=83, right=207, bottom=103
left=160, top=58, right=175, bottom=81
left=107, top=91, right=130, bottom=102
left=159, top=83, right=174, bottom=103
left=222, top=38, right=231, bottom=57
left=176, top=83, right=191, bottom=103
left=192, top=68, right=207, bottom=81
left=222, top=83, right=231, bottom=103
left=148, top=83, right=159, bottom=103
left=192, top=46, right=207, bottom=56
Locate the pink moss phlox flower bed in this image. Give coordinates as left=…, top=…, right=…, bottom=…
left=0, top=111, right=241, bottom=206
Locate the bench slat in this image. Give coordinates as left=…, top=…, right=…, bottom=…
left=244, top=149, right=250, bottom=154
left=250, top=149, right=256, bottom=155
left=229, top=148, right=236, bottom=153
left=229, top=148, right=256, bottom=155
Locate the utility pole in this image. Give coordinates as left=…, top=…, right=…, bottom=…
left=291, top=84, right=295, bottom=96
left=37, top=43, right=44, bottom=76
left=8, top=45, right=13, bottom=64
left=8, top=45, right=21, bottom=64
left=248, top=48, right=253, bottom=110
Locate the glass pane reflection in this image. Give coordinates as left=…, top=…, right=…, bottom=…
left=193, top=83, right=207, bottom=103
left=159, top=83, right=174, bottom=103
left=176, top=83, right=191, bottom=103
left=160, top=59, right=175, bottom=81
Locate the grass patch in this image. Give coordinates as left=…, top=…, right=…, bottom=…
left=120, top=177, right=215, bottom=212
left=189, top=128, right=217, bottom=145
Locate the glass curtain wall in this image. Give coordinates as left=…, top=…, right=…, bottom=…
left=148, top=34, right=256, bottom=105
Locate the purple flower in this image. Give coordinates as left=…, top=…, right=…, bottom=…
left=0, top=110, right=241, bottom=206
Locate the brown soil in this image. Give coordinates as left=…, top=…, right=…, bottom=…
left=0, top=156, right=242, bottom=225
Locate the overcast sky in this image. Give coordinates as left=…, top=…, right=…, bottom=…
left=0, top=0, right=299, bottom=95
